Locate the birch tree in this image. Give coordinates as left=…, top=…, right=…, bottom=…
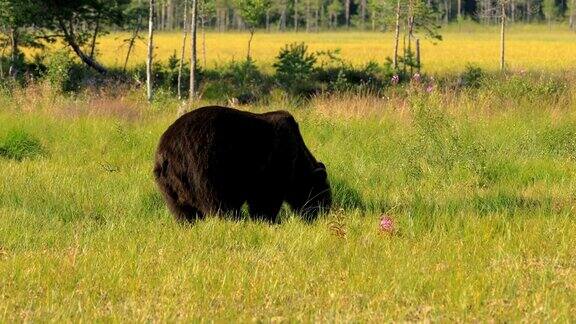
left=147, top=0, right=155, bottom=102
left=294, top=0, right=299, bottom=31
left=570, top=0, right=575, bottom=30
left=235, top=0, right=271, bottom=60
left=189, top=0, right=198, bottom=100
left=344, top=0, right=350, bottom=27
left=542, top=0, right=557, bottom=30
left=392, top=0, right=401, bottom=69
left=499, top=0, right=506, bottom=71
left=177, top=0, right=189, bottom=99
left=123, top=4, right=145, bottom=71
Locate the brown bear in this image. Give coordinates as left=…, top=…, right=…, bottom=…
left=153, top=106, right=331, bottom=223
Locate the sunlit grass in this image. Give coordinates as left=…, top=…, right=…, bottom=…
left=1, top=78, right=576, bottom=320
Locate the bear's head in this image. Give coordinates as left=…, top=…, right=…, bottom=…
left=292, top=162, right=332, bottom=220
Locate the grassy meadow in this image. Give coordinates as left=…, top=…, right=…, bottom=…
left=1, top=69, right=576, bottom=321
left=89, top=24, right=576, bottom=73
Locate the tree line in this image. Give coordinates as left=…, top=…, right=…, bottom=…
left=0, top=0, right=572, bottom=101
left=143, top=0, right=574, bottom=31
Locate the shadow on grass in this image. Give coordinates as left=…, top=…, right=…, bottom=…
left=331, top=177, right=366, bottom=211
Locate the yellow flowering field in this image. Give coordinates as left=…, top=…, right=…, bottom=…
left=92, top=24, right=576, bottom=73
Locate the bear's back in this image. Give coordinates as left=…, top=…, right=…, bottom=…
left=156, top=107, right=288, bottom=180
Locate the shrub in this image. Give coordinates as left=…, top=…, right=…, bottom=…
left=459, top=64, right=484, bottom=88
left=44, top=50, right=75, bottom=92
left=0, top=129, right=44, bottom=161
left=203, top=59, right=271, bottom=103
left=315, top=61, right=384, bottom=93
left=273, top=42, right=317, bottom=96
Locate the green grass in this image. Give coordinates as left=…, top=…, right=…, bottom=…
left=1, top=79, right=576, bottom=321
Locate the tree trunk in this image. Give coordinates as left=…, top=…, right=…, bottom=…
left=444, top=0, right=449, bottom=25
left=190, top=0, right=198, bottom=101
left=89, top=14, right=101, bottom=59
left=168, top=0, right=174, bottom=29
left=266, top=10, right=270, bottom=31
left=402, top=20, right=407, bottom=74
left=178, top=0, right=189, bottom=100
left=320, top=1, right=325, bottom=29
left=457, top=0, right=461, bottom=21
left=306, top=0, right=310, bottom=32
left=161, top=1, right=166, bottom=30
left=9, top=27, right=19, bottom=78
left=147, top=0, right=155, bottom=101
left=361, top=0, right=366, bottom=29
left=246, top=29, right=255, bottom=60
left=224, top=9, right=229, bottom=31
left=216, top=9, right=221, bottom=32
left=345, top=0, right=350, bottom=27
left=500, top=1, right=506, bottom=71
left=415, top=38, right=420, bottom=72
left=408, top=14, right=414, bottom=74
left=0, top=45, right=6, bottom=79
left=57, top=18, right=108, bottom=75
left=294, top=0, right=299, bottom=32
left=202, top=14, right=207, bottom=68
left=280, top=6, right=287, bottom=31
left=331, top=13, right=335, bottom=28
left=392, top=0, right=401, bottom=70
left=568, top=0, right=576, bottom=30
left=123, top=14, right=143, bottom=71
left=510, top=0, right=515, bottom=23
left=315, top=5, right=319, bottom=32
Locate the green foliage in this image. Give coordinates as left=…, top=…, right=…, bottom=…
left=315, top=60, right=385, bottom=92
left=273, top=42, right=317, bottom=95
left=203, top=59, right=271, bottom=103
left=542, top=0, right=559, bottom=23
left=44, top=50, right=75, bottom=92
left=459, top=64, right=484, bottom=88
left=399, top=47, right=420, bottom=73
left=0, top=129, right=44, bottom=161
left=234, top=0, right=271, bottom=28
left=367, top=0, right=394, bottom=29
left=411, top=0, right=443, bottom=41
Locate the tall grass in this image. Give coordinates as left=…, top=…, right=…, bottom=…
left=1, top=77, right=576, bottom=320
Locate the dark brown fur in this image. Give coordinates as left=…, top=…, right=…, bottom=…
left=153, top=106, right=331, bottom=223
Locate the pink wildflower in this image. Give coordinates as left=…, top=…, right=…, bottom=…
left=412, top=73, right=422, bottom=83
left=379, top=214, right=395, bottom=233
left=391, top=75, right=400, bottom=85
left=426, top=84, right=434, bottom=93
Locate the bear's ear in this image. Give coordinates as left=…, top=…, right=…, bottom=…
left=313, top=165, right=327, bottom=180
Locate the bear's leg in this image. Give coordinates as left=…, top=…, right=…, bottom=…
left=165, top=197, right=204, bottom=223
left=200, top=196, right=244, bottom=220
left=176, top=203, right=204, bottom=223
left=248, top=198, right=283, bottom=223
left=156, top=179, right=203, bottom=223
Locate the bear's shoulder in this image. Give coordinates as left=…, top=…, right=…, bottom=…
left=259, top=110, right=298, bottom=129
